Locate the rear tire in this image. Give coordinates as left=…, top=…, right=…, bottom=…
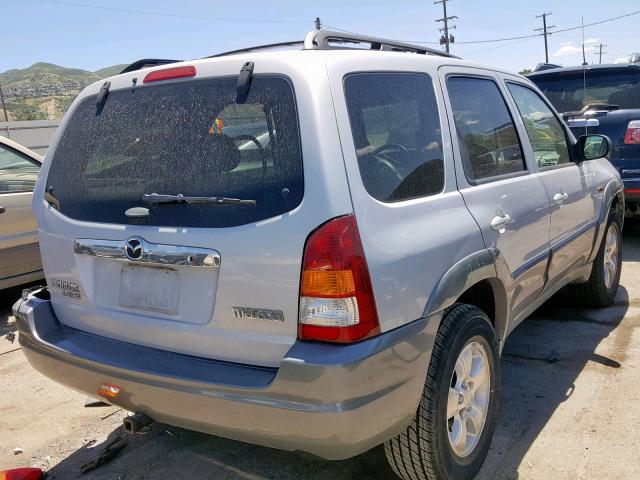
left=384, top=304, right=500, bottom=480
left=570, top=211, right=622, bottom=308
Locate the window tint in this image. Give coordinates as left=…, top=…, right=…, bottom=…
left=47, top=76, right=303, bottom=228
left=507, top=83, right=571, bottom=168
left=0, top=145, right=39, bottom=194
left=447, top=77, right=526, bottom=181
left=344, top=73, right=444, bottom=202
left=531, top=70, right=640, bottom=112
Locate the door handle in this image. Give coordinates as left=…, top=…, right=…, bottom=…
left=553, top=192, right=568, bottom=205
left=0, top=206, right=5, bottom=214
left=491, top=213, right=512, bottom=233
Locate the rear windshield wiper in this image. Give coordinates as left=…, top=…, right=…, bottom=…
left=143, top=193, right=256, bottom=206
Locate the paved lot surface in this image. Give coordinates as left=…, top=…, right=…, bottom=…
left=2, top=221, right=640, bottom=479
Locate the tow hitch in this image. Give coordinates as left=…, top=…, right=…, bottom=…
left=122, top=412, right=153, bottom=434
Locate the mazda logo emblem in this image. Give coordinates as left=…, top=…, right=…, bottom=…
left=125, top=237, right=143, bottom=260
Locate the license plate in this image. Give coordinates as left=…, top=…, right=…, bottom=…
left=119, top=265, right=179, bottom=314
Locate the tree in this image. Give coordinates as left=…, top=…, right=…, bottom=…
left=519, top=68, right=533, bottom=76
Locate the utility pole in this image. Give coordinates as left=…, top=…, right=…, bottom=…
left=314, top=17, right=322, bottom=30
left=0, top=84, right=8, bottom=122
left=594, top=43, right=607, bottom=64
left=434, top=0, right=457, bottom=54
left=535, top=12, right=555, bottom=63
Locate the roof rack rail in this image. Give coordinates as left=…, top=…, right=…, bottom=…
left=206, top=41, right=304, bottom=59
left=120, top=58, right=182, bottom=74
left=204, top=30, right=458, bottom=60
left=304, top=30, right=458, bottom=58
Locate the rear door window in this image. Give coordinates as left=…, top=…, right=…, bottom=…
left=47, top=76, right=303, bottom=228
left=447, top=76, right=526, bottom=182
left=344, top=73, right=444, bottom=202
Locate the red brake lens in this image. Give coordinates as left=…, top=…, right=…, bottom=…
left=624, top=120, right=640, bottom=145
left=143, top=66, right=196, bottom=83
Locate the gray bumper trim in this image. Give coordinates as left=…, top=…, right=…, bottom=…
left=13, top=290, right=439, bottom=459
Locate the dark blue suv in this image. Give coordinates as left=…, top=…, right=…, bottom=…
left=529, top=63, right=640, bottom=215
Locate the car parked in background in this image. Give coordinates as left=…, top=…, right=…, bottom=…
left=528, top=63, right=640, bottom=215
left=14, top=30, right=623, bottom=480
left=0, top=136, right=43, bottom=290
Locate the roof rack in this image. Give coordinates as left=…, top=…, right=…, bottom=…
left=120, top=58, right=182, bottom=74
left=206, top=30, right=458, bottom=60
left=120, top=30, right=457, bottom=74
left=304, top=30, right=458, bottom=58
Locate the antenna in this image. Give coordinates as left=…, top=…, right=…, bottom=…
left=581, top=17, right=588, bottom=134
left=581, top=17, right=588, bottom=66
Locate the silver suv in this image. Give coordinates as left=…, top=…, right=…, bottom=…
left=14, top=31, right=623, bottom=480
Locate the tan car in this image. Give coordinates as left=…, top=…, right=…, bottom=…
left=0, top=136, right=43, bottom=290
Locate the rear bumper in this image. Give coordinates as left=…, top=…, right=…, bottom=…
left=13, top=289, right=438, bottom=460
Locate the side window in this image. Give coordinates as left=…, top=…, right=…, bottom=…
left=447, top=76, right=526, bottom=182
left=344, top=73, right=444, bottom=202
left=0, top=145, right=40, bottom=194
left=506, top=83, right=571, bottom=168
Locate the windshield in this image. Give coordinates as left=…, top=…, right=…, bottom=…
left=531, top=70, right=640, bottom=113
left=46, top=76, right=303, bottom=228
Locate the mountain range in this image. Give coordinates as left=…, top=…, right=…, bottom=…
left=0, top=62, right=127, bottom=121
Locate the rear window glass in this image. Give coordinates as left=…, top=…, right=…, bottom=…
left=531, top=70, right=640, bottom=113
left=47, top=76, right=303, bottom=228
left=344, top=73, right=444, bottom=202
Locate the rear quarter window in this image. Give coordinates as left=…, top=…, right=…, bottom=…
left=46, top=76, right=303, bottom=228
left=344, top=72, right=445, bottom=202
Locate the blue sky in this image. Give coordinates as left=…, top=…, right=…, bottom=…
left=3, top=0, right=639, bottom=74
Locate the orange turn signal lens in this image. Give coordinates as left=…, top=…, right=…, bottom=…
left=301, top=270, right=355, bottom=297
left=98, top=383, right=121, bottom=398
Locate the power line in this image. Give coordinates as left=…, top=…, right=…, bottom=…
left=0, top=85, right=8, bottom=122
left=534, top=12, right=555, bottom=63
left=434, top=0, right=457, bottom=54
left=594, top=43, right=608, bottom=64
left=32, top=0, right=309, bottom=24
left=400, top=8, right=640, bottom=45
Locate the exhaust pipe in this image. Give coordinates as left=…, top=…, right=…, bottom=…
left=123, top=412, right=153, bottom=434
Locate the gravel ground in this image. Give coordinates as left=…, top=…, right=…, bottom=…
left=1, top=221, right=639, bottom=479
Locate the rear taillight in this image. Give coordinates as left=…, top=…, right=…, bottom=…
left=299, top=215, right=380, bottom=343
left=143, top=65, right=196, bottom=83
left=624, top=120, right=640, bottom=145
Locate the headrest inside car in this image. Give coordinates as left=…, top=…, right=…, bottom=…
left=195, top=135, right=241, bottom=173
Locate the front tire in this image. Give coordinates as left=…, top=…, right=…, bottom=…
left=570, top=211, right=622, bottom=308
left=384, top=304, right=500, bottom=480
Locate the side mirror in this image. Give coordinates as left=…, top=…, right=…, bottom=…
left=577, top=134, right=612, bottom=161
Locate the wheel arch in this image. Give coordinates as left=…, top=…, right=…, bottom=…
left=589, top=180, right=624, bottom=264
left=423, top=248, right=509, bottom=345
